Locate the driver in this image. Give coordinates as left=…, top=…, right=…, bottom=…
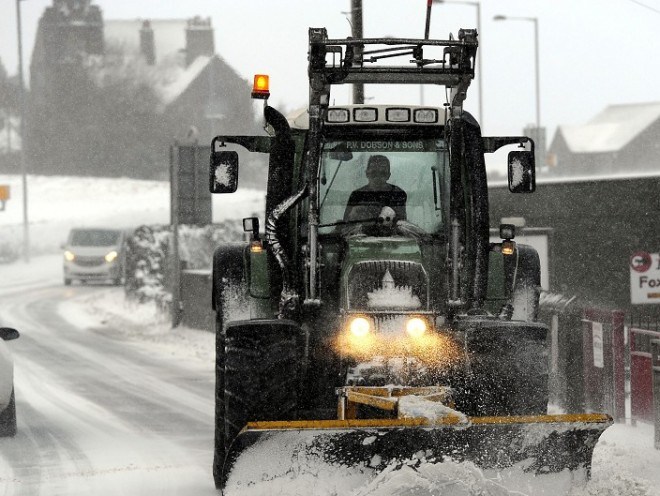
left=343, top=155, right=407, bottom=223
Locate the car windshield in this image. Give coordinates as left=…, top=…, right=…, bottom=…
left=69, top=229, right=121, bottom=247
left=318, top=137, right=449, bottom=235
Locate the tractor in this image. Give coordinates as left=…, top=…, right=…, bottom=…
left=209, top=23, right=610, bottom=496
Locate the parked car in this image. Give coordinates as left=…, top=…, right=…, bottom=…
left=0, top=326, right=19, bottom=437
left=62, top=228, right=127, bottom=286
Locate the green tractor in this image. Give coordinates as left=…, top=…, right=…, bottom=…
left=210, top=26, right=610, bottom=495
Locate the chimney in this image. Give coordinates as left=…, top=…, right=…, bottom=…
left=140, top=20, right=156, bottom=65
left=185, top=16, right=214, bottom=66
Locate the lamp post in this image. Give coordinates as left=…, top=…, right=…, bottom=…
left=493, top=14, right=540, bottom=131
left=434, top=0, right=483, bottom=126
left=16, top=0, right=29, bottom=262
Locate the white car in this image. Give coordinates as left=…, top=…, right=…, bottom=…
left=0, top=327, right=19, bottom=437
left=62, top=228, right=127, bottom=286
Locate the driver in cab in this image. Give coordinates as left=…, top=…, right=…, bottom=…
left=342, top=155, right=407, bottom=225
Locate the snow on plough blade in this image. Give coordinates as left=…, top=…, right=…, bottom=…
left=221, top=413, right=612, bottom=496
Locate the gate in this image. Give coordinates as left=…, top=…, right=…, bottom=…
left=629, top=327, right=660, bottom=422
left=582, top=309, right=626, bottom=421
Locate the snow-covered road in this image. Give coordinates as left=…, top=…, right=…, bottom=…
left=0, top=256, right=217, bottom=496
left=1, top=255, right=660, bottom=495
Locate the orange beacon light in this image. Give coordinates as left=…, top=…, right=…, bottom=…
left=251, top=74, right=270, bottom=100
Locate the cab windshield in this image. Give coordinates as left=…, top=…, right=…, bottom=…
left=318, top=137, right=449, bottom=235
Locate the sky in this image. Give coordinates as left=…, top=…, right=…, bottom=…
left=1, top=0, right=660, bottom=142
left=1, top=172, right=660, bottom=494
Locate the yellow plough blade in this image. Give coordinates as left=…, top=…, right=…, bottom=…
left=221, top=413, right=612, bottom=495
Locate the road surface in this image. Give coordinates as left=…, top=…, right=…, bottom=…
left=0, top=266, right=217, bottom=496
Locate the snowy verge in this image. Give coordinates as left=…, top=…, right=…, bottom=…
left=58, top=287, right=214, bottom=369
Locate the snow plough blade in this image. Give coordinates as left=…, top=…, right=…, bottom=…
left=221, top=413, right=612, bottom=495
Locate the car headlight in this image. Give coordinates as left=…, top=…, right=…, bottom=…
left=405, top=317, right=427, bottom=338
left=105, top=250, right=118, bottom=263
left=347, top=316, right=372, bottom=337
left=64, top=250, right=75, bottom=262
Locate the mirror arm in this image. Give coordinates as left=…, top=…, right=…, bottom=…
left=482, top=136, right=533, bottom=154
left=212, top=135, right=272, bottom=153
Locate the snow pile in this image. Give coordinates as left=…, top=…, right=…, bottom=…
left=61, top=284, right=215, bottom=366
left=352, top=461, right=512, bottom=496
left=397, top=395, right=468, bottom=424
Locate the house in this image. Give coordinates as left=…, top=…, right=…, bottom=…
left=104, top=16, right=257, bottom=142
left=548, top=102, right=660, bottom=177
left=26, top=0, right=258, bottom=179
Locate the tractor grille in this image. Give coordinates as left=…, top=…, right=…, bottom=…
left=74, top=256, right=105, bottom=267
left=347, top=260, right=428, bottom=311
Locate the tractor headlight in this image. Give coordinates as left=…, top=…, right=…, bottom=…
left=348, top=316, right=372, bottom=337
left=105, top=250, right=118, bottom=263
left=405, top=317, right=427, bottom=338
left=64, top=250, right=75, bottom=262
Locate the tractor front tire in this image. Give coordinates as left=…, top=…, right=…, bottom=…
left=224, top=320, right=299, bottom=447
left=213, top=320, right=300, bottom=489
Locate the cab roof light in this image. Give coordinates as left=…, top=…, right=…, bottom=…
left=327, top=108, right=350, bottom=123
left=353, top=108, right=378, bottom=122
left=251, top=74, right=270, bottom=100
left=386, top=108, right=411, bottom=122
left=414, top=108, right=439, bottom=123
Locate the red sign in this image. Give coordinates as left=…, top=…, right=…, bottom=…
left=631, top=251, right=652, bottom=273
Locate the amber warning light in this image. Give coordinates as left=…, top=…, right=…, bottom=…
left=251, top=74, right=270, bottom=100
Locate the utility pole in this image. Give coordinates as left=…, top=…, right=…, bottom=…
left=16, top=0, right=29, bottom=262
left=351, top=0, right=364, bottom=104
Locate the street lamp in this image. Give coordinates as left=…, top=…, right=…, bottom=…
left=15, top=0, right=29, bottom=262
left=433, top=0, right=483, bottom=127
left=493, top=14, right=540, bottom=131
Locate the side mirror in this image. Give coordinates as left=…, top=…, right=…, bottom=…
left=243, top=217, right=260, bottom=240
left=507, top=150, right=536, bottom=193
left=0, top=327, right=20, bottom=341
left=210, top=151, right=239, bottom=194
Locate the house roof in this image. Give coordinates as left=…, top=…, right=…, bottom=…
left=557, top=102, right=660, bottom=153
left=104, top=19, right=187, bottom=63
left=159, top=54, right=212, bottom=106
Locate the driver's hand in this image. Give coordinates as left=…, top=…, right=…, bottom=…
left=378, top=206, right=396, bottom=227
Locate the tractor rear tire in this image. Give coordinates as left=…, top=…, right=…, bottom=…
left=511, top=244, right=541, bottom=323
left=451, top=323, right=548, bottom=417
